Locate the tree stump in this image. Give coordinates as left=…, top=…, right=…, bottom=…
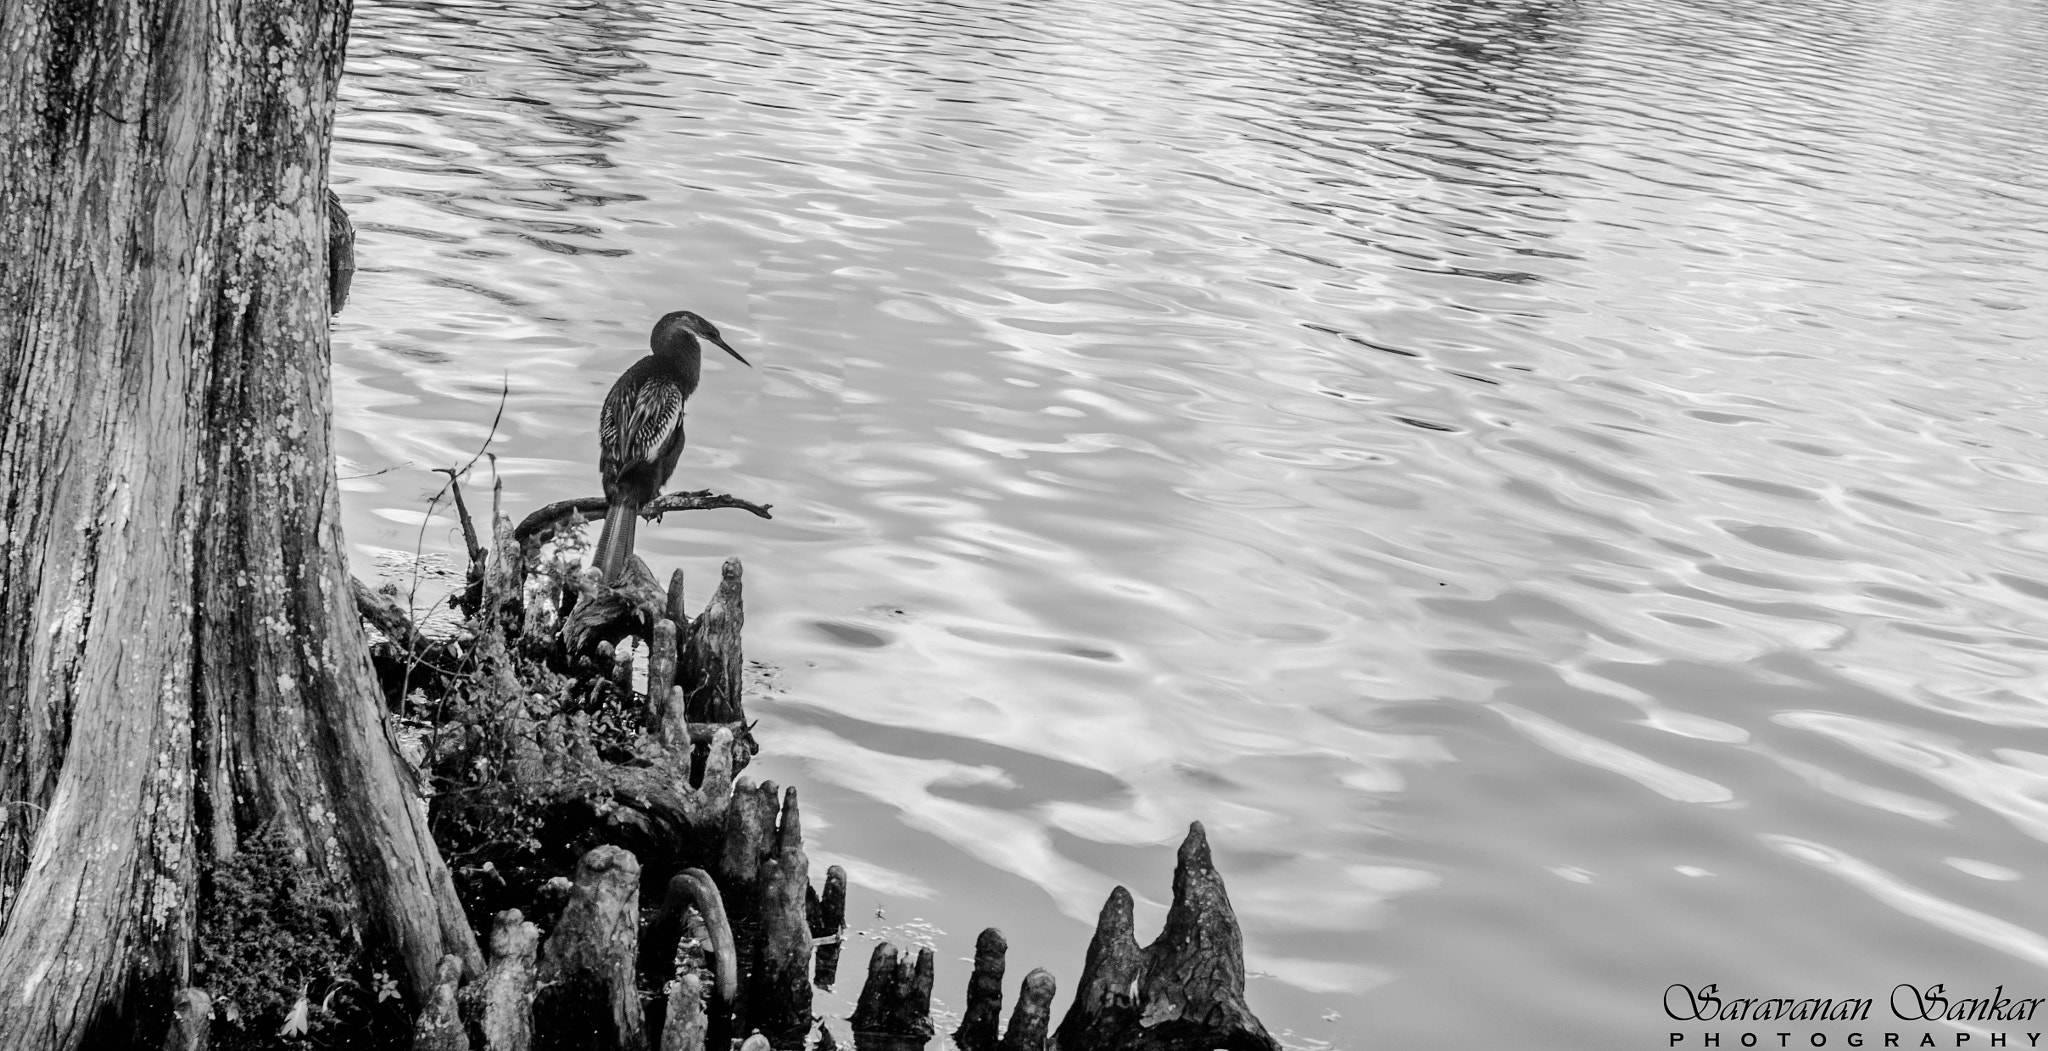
left=648, top=619, right=680, bottom=730
left=1053, top=887, right=1143, bottom=1051
left=807, top=865, right=848, bottom=990
left=752, top=855, right=814, bottom=1047
left=470, top=910, right=541, bottom=1051
left=709, top=783, right=813, bottom=1047
left=563, top=562, right=664, bottom=658
left=665, top=570, right=690, bottom=634
left=660, top=972, right=709, bottom=1051
left=998, top=969, right=1056, bottom=1051
left=681, top=559, right=745, bottom=723
left=534, top=846, right=646, bottom=1051
left=953, top=928, right=1008, bottom=1051
left=1054, top=823, right=1279, bottom=1051
left=413, top=954, right=471, bottom=1051
left=850, top=942, right=935, bottom=1042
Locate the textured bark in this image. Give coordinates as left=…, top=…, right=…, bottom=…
left=1052, top=887, right=1142, bottom=1051
left=642, top=869, right=737, bottom=1016
left=997, top=969, right=1055, bottom=1051
left=849, top=943, right=934, bottom=1041
left=1126, top=824, right=1277, bottom=1051
left=716, top=780, right=779, bottom=918
left=562, top=560, right=664, bottom=658
left=680, top=559, right=745, bottom=723
left=592, top=725, right=740, bottom=861
left=659, top=972, right=708, bottom=1051
left=664, top=570, right=690, bottom=634
left=954, top=928, right=1007, bottom=1051
left=413, top=955, right=471, bottom=1051
left=0, top=0, right=477, bottom=1046
left=534, top=846, right=645, bottom=1051
left=752, top=855, right=813, bottom=1045
left=1053, top=825, right=1278, bottom=1051
left=471, top=910, right=541, bottom=1051
left=715, top=780, right=816, bottom=1045
left=809, top=864, right=847, bottom=990
left=648, top=619, right=680, bottom=730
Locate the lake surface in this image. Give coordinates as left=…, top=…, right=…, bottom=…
left=331, top=0, right=2048, bottom=1045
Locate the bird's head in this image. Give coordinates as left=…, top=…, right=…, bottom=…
left=653, top=310, right=751, bottom=367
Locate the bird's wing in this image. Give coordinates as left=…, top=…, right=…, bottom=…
left=617, top=381, right=685, bottom=466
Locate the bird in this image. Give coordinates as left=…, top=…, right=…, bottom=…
left=593, top=310, right=751, bottom=583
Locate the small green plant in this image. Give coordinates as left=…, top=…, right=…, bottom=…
left=194, top=827, right=351, bottom=1046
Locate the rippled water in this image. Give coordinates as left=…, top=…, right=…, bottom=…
left=333, top=0, right=2048, bottom=1045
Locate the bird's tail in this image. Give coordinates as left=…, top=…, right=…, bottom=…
left=595, top=498, right=639, bottom=584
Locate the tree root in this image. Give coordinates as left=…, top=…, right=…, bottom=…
left=346, top=483, right=1276, bottom=1051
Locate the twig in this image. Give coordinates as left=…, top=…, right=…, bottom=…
left=454, top=377, right=510, bottom=483
left=399, top=376, right=511, bottom=705
left=338, top=461, right=411, bottom=481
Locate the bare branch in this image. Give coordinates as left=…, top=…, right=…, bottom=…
left=514, top=490, right=774, bottom=550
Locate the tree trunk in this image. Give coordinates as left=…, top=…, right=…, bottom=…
left=0, top=1, right=480, bottom=1047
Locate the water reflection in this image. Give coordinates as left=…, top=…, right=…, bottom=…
left=335, top=0, right=2048, bottom=1044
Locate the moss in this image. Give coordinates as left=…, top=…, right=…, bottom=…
left=194, top=827, right=351, bottom=1047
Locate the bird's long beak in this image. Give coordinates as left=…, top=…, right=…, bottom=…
left=709, top=333, right=751, bottom=368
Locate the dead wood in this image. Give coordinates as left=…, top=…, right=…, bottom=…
left=610, top=644, right=636, bottom=695
left=438, top=469, right=490, bottom=613
left=997, top=969, right=1055, bottom=1051
left=534, top=846, right=646, bottom=1051
left=566, top=726, right=742, bottom=876
left=563, top=561, right=665, bottom=658
left=720, top=785, right=813, bottom=1046
left=354, top=577, right=423, bottom=649
left=808, top=865, right=847, bottom=990
left=849, top=942, right=934, bottom=1041
left=680, top=559, right=746, bottom=724
left=513, top=491, right=774, bottom=562
left=665, top=570, right=690, bottom=633
left=716, top=780, right=780, bottom=917
left=1053, top=886, right=1142, bottom=1051
left=751, top=808, right=815, bottom=1046
left=1054, top=824, right=1278, bottom=1051
left=381, top=491, right=1282, bottom=1051
left=413, top=954, right=471, bottom=1051
left=748, top=857, right=815, bottom=1047
left=954, top=928, right=1007, bottom=1051
left=643, top=869, right=739, bottom=1015
left=470, top=910, right=541, bottom=1051
left=659, top=972, right=709, bottom=1051
left=648, top=619, right=680, bottom=729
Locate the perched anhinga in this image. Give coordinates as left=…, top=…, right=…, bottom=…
left=593, top=310, right=751, bottom=583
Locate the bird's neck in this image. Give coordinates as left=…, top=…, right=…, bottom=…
left=648, top=339, right=701, bottom=393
